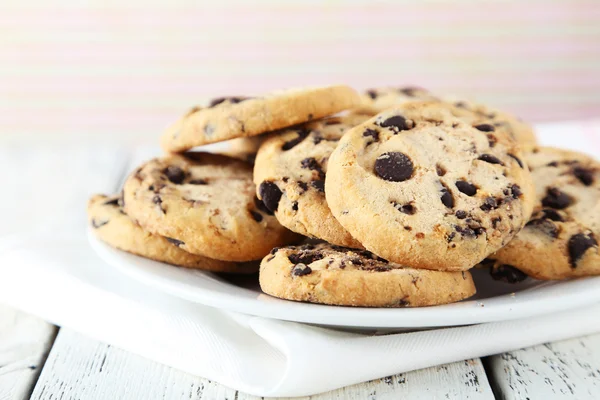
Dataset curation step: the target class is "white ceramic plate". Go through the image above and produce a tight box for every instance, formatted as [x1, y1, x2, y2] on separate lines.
[90, 232, 600, 330]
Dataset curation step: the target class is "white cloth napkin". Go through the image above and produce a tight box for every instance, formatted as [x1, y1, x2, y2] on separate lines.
[1, 120, 600, 397]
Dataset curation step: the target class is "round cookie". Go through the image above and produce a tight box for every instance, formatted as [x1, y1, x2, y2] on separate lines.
[489, 147, 600, 280]
[325, 102, 535, 271]
[161, 85, 361, 153]
[123, 152, 299, 262]
[253, 114, 368, 248]
[259, 243, 476, 307]
[444, 97, 537, 146]
[357, 86, 439, 114]
[88, 194, 258, 273]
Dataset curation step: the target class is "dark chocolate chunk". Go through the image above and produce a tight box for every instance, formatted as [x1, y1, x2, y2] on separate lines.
[456, 181, 477, 196]
[152, 195, 162, 205]
[541, 208, 564, 222]
[103, 198, 120, 206]
[209, 96, 248, 107]
[456, 210, 468, 219]
[258, 181, 282, 213]
[492, 217, 502, 228]
[188, 179, 208, 185]
[547, 161, 559, 167]
[474, 124, 495, 132]
[282, 129, 310, 150]
[490, 264, 528, 284]
[288, 251, 324, 265]
[568, 233, 597, 267]
[377, 115, 412, 132]
[311, 180, 325, 192]
[374, 152, 414, 182]
[254, 196, 274, 215]
[165, 237, 185, 247]
[441, 185, 455, 208]
[455, 225, 484, 238]
[487, 134, 498, 147]
[292, 201, 298, 211]
[542, 188, 573, 209]
[573, 167, 595, 186]
[291, 263, 312, 276]
[363, 128, 380, 143]
[298, 181, 309, 192]
[300, 157, 325, 180]
[480, 197, 499, 212]
[510, 184, 523, 199]
[478, 154, 503, 165]
[436, 164, 447, 176]
[366, 89, 377, 99]
[392, 202, 416, 215]
[526, 218, 559, 238]
[249, 210, 263, 222]
[164, 166, 186, 184]
[399, 86, 423, 97]
[508, 154, 524, 168]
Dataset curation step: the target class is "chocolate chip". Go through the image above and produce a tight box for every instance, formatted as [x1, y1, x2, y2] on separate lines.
[377, 115, 413, 132]
[487, 134, 498, 147]
[291, 263, 312, 276]
[288, 251, 324, 265]
[510, 184, 523, 199]
[258, 181, 282, 213]
[456, 181, 477, 196]
[254, 196, 273, 215]
[152, 195, 162, 205]
[542, 188, 573, 209]
[103, 198, 119, 206]
[392, 202, 416, 215]
[455, 101, 468, 109]
[292, 201, 298, 211]
[164, 166, 186, 184]
[269, 247, 279, 255]
[311, 180, 325, 192]
[363, 128, 380, 143]
[249, 210, 263, 222]
[547, 161, 559, 167]
[480, 197, 499, 212]
[474, 124, 495, 132]
[455, 225, 484, 238]
[298, 181, 308, 192]
[456, 210, 467, 219]
[441, 185, 454, 208]
[165, 237, 185, 247]
[282, 129, 309, 150]
[436, 164, 447, 176]
[568, 233, 597, 267]
[91, 219, 108, 229]
[300, 157, 325, 180]
[209, 96, 248, 107]
[374, 152, 414, 182]
[573, 167, 595, 186]
[478, 154, 503, 165]
[541, 209, 564, 222]
[492, 217, 502, 228]
[490, 264, 528, 283]
[526, 218, 559, 238]
[508, 154, 524, 168]
[188, 179, 208, 185]
[366, 89, 377, 99]
[399, 87, 422, 97]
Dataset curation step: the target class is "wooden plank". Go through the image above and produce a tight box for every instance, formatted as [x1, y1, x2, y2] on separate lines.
[31, 328, 493, 400]
[0, 304, 57, 400]
[485, 333, 600, 400]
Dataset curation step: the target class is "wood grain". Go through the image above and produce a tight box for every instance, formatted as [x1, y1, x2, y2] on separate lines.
[485, 334, 600, 399]
[31, 328, 494, 400]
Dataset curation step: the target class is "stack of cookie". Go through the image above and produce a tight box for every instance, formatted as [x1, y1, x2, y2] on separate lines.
[88, 85, 600, 308]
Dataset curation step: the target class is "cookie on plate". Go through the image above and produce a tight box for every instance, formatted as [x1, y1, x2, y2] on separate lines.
[161, 85, 361, 153]
[88, 194, 258, 273]
[325, 102, 535, 271]
[253, 114, 367, 248]
[260, 243, 476, 307]
[123, 153, 299, 262]
[357, 86, 439, 114]
[488, 147, 600, 280]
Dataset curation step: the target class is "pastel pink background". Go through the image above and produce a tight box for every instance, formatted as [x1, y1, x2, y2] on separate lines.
[2, 1, 600, 142]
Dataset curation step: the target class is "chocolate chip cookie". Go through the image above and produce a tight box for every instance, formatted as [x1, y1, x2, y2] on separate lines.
[358, 86, 439, 114]
[161, 85, 361, 153]
[260, 243, 476, 307]
[325, 102, 535, 271]
[253, 114, 367, 248]
[489, 147, 600, 280]
[88, 194, 258, 273]
[123, 153, 299, 262]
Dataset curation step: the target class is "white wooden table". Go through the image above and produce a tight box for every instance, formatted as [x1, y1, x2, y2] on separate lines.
[2, 142, 600, 400]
